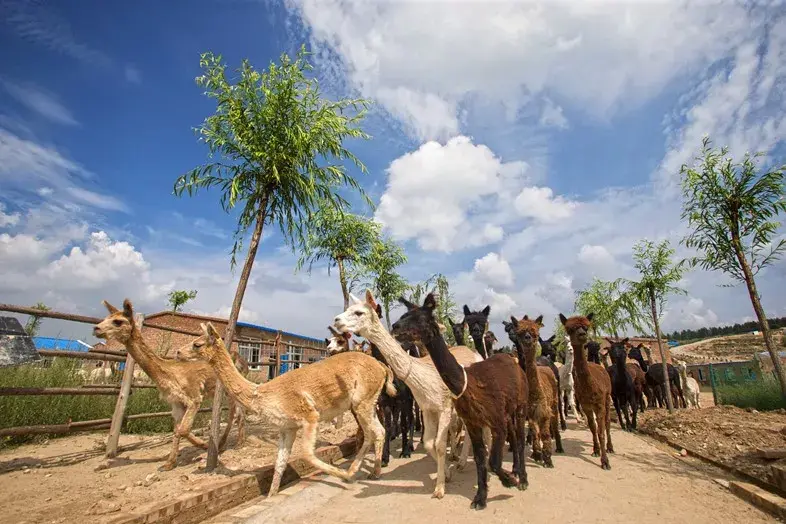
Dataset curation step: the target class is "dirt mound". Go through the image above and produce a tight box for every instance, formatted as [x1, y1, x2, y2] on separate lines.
[639, 405, 786, 490]
[672, 332, 785, 363]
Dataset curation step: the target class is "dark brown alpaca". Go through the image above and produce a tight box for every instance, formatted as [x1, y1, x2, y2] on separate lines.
[511, 315, 563, 467]
[391, 294, 528, 510]
[624, 342, 647, 412]
[560, 313, 613, 470]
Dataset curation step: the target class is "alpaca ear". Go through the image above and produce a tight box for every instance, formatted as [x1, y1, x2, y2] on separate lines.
[349, 293, 362, 305]
[605, 337, 614, 344]
[622, 337, 630, 345]
[122, 299, 134, 319]
[559, 313, 568, 325]
[509, 316, 518, 326]
[375, 304, 383, 318]
[523, 314, 529, 320]
[463, 305, 471, 316]
[586, 312, 594, 322]
[548, 335, 556, 343]
[481, 305, 490, 317]
[324, 338, 330, 345]
[328, 325, 340, 337]
[535, 315, 543, 326]
[204, 322, 220, 344]
[398, 297, 417, 310]
[365, 289, 379, 310]
[448, 318, 455, 327]
[423, 293, 437, 311]
[103, 300, 119, 314]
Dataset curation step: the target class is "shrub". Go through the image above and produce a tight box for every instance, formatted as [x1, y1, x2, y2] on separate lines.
[716, 378, 786, 411]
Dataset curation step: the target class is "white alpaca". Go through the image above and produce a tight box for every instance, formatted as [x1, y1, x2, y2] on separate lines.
[560, 336, 582, 423]
[677, 361, 701, 408]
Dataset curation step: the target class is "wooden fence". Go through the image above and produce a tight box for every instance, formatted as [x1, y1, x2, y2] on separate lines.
[0, 303, 327, 456]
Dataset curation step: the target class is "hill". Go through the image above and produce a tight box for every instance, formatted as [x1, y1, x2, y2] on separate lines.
[671, 331, 786, 364]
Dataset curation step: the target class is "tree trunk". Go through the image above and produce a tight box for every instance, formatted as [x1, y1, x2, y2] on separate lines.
[337, 257, 349, 311]
[205, 202, 267, 472]
[737, 251, 786, 400]
[650, 289, 674, 413]
[385, 304, 391, 331]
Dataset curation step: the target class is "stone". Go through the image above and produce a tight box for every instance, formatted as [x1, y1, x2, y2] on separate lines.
[680, 449, 688, 457]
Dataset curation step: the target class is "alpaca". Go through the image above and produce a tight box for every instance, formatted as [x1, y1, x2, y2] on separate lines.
[393, 293, 528, 510]
[325, 326, 353, 355]
[537, 335, 566, 431]
[586, 341, 601, 364]
[184, 322, 395, 496]
[560, 336, 582, 423]
[605, 339, 637, 431]
[627, 345, 657, 408]
[462, 305, 492, 359]
[511, 315, 563, 467]
[333, 291, 484, 499]
[677, 361, 701, 408]
[560, 313, 613, 470]
[483, 331, 497, 357]
[94, 300, 219, 470]
[623, 344, 647, 413]
[448, 318, 465, 346]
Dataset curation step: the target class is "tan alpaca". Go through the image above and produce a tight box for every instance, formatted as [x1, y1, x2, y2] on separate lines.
[184, 322, 396, 497]
[94, 300, 247, 469]
[560, 313, 613, 470]
[333, 291, 485, 499]
[511, 315, 563, 467]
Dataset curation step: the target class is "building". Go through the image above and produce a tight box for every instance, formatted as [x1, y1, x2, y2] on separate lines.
[599, 337, 674, 364]
[0, 316, 40, 367]
[100, 310, 328, 381]
[33, 337, 92, 352]
[686, 360, 760, 386]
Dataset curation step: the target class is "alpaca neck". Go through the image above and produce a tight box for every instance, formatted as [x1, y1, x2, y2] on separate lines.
[678, 367, 688, 387]
[571, 336, 591, 377]
[484, 339, 493, 357]
[472, 333, 487, 359]
[634, 355, 649, 372]
[520, 340, 542, 394]
[422, 324, 467, 397]
[564, 346, 575, 373]
[363, 320, 418, 382]
[123, 328, 166, 379]
[209, 344, 259, 410]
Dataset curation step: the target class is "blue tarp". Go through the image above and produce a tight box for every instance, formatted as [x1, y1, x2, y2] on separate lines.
[33, 337, 91, 351]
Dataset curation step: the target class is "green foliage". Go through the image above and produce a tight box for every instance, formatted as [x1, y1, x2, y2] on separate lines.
[167, 290, 197, 312]
[354, 236, 408, 327]
[574, 278, 646, 337]
[405, 273, 458, 345]
[24, 302, 50, 337]
[174, 45, 372, 268]
[680, 136, 786, 283]
[716, 379, 786, 411]
[0, 359, 213, 447]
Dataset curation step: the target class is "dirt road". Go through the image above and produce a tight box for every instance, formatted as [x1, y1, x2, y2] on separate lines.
[214, 424, 775, 524]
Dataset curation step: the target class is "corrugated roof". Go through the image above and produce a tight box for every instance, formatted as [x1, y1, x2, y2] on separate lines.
[236, 321, 325, 344]
[33, 337, 92, 351]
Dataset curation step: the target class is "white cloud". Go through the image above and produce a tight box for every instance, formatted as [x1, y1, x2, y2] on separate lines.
[514, 186, 577, 222]
[473, 252, 514, 289]
[0, 203, 20, 227]
[1, 80, 78, 126]
[293, 0, 754, 139]
[375, 136, 528, 252]
[577, 244, 614, 267]
[539, 98, 568, 129]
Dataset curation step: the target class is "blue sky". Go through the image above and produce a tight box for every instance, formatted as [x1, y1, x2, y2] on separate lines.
[1, 0, 786, 343]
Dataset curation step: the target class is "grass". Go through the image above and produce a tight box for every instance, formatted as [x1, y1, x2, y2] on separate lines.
[0, 358, 212, 447]
[715, 378, 786, 411]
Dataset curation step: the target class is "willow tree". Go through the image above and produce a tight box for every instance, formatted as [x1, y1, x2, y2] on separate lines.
[574, 278, 644, 338]
[680, 137, 786, 399]
[167, 290, 197, 312]
[174, 46, 371, 470]
[357, 236, 408, 328]
[296, 206, 379, 309]
[406, 273, 458, 345]
[24, 302, 49, 337]
[619, 239, 686, 413]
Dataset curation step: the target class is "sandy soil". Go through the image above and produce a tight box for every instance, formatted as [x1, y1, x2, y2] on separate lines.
[227, 423, 776, 524]
[0, 413, 358, 524]
[671, 332, 785, 364]
[638, 405, 786, 490]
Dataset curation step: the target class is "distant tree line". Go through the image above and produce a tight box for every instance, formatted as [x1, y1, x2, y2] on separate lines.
[666, 317, 786, 341]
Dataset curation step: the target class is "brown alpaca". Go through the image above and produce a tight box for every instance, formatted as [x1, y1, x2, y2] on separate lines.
[511, 315, 563, 467]
[94, 300, 216, 470]
[390, 293, 528, 510]
[560, 313, 613, 470]
[623, 343, 647, 413]
[184, 322, 396, 496]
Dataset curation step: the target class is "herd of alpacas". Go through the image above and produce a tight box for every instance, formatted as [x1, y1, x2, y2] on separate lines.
[92, 293, 702, 510]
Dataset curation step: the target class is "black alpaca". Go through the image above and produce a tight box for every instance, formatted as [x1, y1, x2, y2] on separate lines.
[628, 345, 683, 408]
[606, 339, 638, 431]
[462, 305, 492, 359]
[448, 317, 465, 345]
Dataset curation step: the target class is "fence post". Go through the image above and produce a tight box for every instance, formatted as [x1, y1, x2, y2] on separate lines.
[274, 331, 282, 378]
[105, 313, 141, 457]
[709, 363, 719, 407]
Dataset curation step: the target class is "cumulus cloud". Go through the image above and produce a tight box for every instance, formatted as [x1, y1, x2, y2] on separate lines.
[473, 252, 514, 289]
[514, 186, 577, 223]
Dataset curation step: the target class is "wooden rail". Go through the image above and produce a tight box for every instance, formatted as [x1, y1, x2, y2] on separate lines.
[37, 349, 126, 363]
[0, 387, 124, 396]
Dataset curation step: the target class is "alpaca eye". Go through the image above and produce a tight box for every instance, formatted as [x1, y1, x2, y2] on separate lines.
[354, 311, 364, 316]
[112, 320, 122, 326]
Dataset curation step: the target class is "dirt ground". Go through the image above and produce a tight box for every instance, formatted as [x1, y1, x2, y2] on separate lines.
[638, 404, 786, 491]
[672, 332, 785, 364]
[0, 413, 359, 524]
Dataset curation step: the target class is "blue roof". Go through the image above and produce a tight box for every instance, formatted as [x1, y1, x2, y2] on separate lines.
[33, 337, 92, 351]
[236, 321, 325, 345]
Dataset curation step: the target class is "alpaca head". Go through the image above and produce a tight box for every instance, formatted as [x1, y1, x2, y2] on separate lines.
[677, 360, 688, 375]
[559, 313, 594, 348]
[606, 338, 630, 365]
[484, 330, 497, 346]
[462, 304, 490, 342]
[502, 320, 518, 345]
[586, 341, 601, 363]
[333, 290, 384, 336]
[390, 293, 442, 350]
[93, 299, 137, 343]
[180, 322, 227, 363]
[510, 314, 544, 349]
[326, 325, 352, 355]
[627, 344, 646, 363]
[448, 317, 465, 344]
[539, 334, 557, 360]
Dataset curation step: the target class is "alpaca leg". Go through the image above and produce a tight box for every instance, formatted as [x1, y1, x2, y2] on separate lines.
[558, 393, 567, 431]
[467, 425, 490, 511]
[435, 408, 453, 488]
[540, 419, 554, 468]
[605, 395, 614, 454]
[382, 405, 392, 467]
[268, 429, 296, 497]
[301, 420, 353, 482]
[458, 423, 471, 471]
[514, 414, 528, 490]
[620, 397, 632, 432]
[630, 395, 638, 430]
[420, 410, 447, 499]
[584, 406, 601, 457]
[529, 418, 543, 463]
[570, 389, 582, 423]
[488, 427, 518, 488]
[400, 396, 413, 458]
[552, 412, 564, 454]
[348, 400, 386, 479]
[596, 405, 611, 470]
[612, 394, 625, 430]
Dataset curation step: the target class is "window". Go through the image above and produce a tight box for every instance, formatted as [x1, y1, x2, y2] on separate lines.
[697, 368, 704, 381]
[239, 342, 262, 371]
[287, 344, 303, 371]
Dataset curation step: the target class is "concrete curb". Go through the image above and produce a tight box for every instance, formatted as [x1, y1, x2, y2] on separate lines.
[729, 481, 786, 520]
[108, 437, 358, 524]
